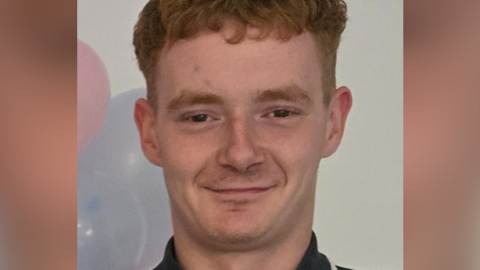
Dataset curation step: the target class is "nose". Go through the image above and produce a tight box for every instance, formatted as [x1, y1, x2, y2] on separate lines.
[217, 116, 265, 173]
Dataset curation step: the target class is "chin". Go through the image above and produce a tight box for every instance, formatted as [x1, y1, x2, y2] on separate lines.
[201, 215, 274, 250]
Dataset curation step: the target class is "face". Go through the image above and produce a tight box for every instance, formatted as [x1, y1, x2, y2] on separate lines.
[404, 0, 480, 268]
[0, 0, 76, 266]
[135, 30, 351, 249]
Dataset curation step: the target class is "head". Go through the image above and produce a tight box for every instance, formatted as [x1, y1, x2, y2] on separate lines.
[134, 0, 351, 250]
[134, 0, 348, 108]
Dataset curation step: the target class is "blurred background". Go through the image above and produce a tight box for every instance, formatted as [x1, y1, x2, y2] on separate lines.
[0, 0, 77, 270]
[78, 1, 403, 270]
[404, 0, 480, 269]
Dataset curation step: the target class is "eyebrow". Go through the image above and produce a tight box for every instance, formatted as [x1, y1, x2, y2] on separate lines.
[167, 84, 312, 111]
[253, 84, 313, 105]
[167, 89, 223, 111]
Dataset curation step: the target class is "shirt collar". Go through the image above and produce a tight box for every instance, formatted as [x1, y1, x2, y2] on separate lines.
[154, 231, 333, 270]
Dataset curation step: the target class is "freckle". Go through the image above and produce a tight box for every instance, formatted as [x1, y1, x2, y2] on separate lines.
[194, 65, 200, 72]
[204, 79, 211, 86]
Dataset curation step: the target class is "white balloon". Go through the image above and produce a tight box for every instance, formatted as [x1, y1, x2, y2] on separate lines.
[78, 89, 172, 270]
[78, 170, 147, 270]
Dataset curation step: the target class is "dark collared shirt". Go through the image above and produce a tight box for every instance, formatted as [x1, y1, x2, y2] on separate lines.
[153, 232, 353, 270]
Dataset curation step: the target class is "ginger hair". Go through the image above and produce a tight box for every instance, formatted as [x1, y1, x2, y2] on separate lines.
[133, 0, 347, 106]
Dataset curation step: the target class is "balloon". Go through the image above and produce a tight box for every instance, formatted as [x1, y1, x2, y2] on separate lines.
[77, 40, 111, 153]
[78, 89, 172, 270]
[78, 169, 146, 270]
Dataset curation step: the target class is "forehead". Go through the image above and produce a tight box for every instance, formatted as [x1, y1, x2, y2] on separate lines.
[156, 30, 323, 100]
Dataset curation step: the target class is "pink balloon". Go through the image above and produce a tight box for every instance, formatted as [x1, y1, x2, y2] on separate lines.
[77, 40, 110, 153]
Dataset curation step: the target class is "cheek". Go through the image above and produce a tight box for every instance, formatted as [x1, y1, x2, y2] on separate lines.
[159, 128, 216, 189]
[263, 117, 326, 185]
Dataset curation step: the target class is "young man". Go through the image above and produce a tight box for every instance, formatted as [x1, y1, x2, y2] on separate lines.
[133, 1, 353, 269]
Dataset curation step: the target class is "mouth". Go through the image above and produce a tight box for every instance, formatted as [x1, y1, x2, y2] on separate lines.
[202, 184, 278, 200]
[206, 186, 275, 194]
[201, 184, 279, 208]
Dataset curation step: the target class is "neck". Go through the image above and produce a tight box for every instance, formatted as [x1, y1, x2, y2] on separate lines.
[173, 218, 314, 270]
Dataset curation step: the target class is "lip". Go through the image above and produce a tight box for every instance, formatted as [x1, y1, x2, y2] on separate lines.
[206, 186, 274, 194]
[203, 185, 277, 198]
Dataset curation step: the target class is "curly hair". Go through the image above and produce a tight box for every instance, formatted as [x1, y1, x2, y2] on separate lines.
[133, 0, 347, 106]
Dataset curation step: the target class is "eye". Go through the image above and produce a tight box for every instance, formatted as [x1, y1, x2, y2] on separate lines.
[268, 109, 293, 118]
[190, 114, 213, 123]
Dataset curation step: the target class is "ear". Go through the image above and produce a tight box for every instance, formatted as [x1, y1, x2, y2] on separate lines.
[134, 98, 163, 166]
[323, 86, 353, 158]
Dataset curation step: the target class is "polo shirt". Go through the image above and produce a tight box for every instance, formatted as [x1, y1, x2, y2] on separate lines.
[153, 232, 353, 270]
